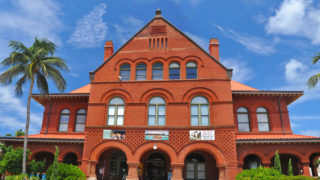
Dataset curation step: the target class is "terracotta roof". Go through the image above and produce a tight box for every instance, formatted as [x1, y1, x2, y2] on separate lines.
[231, 80, 258, 91]
[69, 84, 91, 93]
[236, 134, 320, 144]
[0, 134, 85, 143]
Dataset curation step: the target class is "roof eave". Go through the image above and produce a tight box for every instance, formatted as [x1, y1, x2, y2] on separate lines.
[0, 137, 84, 144]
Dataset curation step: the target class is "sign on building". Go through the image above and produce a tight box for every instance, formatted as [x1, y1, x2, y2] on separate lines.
[103, 130, 126, 139]
[189, 130, 215, 140]
[145, 130, 169, 140]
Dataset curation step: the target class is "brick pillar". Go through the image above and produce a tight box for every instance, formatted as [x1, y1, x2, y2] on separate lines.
[217, 165, 225, 180]
[262, 161, 272, 168]
[87, 160, 98, 180]
[302, 163, 311, 176]
[171, 163, 184, 180]
[126, 161, 139, 180]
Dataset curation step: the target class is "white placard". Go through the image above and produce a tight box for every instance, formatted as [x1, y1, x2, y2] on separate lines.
[189, 130, 215, 140]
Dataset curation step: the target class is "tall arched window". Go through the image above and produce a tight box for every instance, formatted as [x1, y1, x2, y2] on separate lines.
[191, 96, 209, 126]
[237, 107, 250, 132]
[169, 62, 180, 80]
[186, 61, 197, 79]
[257, 107, 270, 131]
[152, 62, 163, 80]
[120, 64, 130, 81]
[148, 97, 166, 126]
[108, 97, 125, 125]
[59, 109, 70, 132]
[136, 63, 146, 80]
[75, 109, 86, 132]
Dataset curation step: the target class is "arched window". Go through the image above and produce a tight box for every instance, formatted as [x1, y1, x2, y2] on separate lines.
[136, 63, 146, 80]
[257, 107, 270, 131]
[191, 96, 209, 126]
[186, 61, 197, 79]
[237, 107, 250, 132]
[169, 62, 180, 80]
[152, 62, 163, 80]
[148, 97, 166, 126]
[75, 109, 86, 132]
[120, 64, 130, 81]
[59, 109, 70, 132]
[108, 97, 125, 125]
[243, 155, 261, 170]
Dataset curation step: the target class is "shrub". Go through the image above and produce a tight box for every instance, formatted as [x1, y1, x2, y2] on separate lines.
[5, 174, 38, 180]
[274, 150, 282, 174]
[46, 163, 85, 180]
[236, 166, 284, 180]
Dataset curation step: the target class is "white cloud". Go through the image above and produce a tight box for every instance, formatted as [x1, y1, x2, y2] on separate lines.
[266, 0, 320, 44]
[214, 24, 276, 55]
[254, 14, 267, 24]
[68, 3, 107, 48]
[221, 58, 254, 82]
[185, 32, 208, 50]
[190, 0, 203, 6]
[300, 130, 320, 137]
[285, 59, 309, 83]
[291, 115, 320, 120]
[113, 16, 144, 44]
[0, 0, 63, 45]
[0, 85, 43, 134]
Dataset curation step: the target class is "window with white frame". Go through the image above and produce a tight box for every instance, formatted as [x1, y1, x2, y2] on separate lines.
[191, 96, 209, 126]
[148, 97, 166, 126]
[59, 109, 70, 132]
[108, 97, 125, 125]
[237, 107, 250, 132]
[75, 109, 86, 132]
[257, 107, 270, 131]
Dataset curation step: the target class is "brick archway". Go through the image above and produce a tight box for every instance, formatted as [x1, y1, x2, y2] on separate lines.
[89, 141, 134, 161]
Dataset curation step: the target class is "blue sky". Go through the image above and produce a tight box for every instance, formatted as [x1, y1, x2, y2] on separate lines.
[0, 0, 319, 136]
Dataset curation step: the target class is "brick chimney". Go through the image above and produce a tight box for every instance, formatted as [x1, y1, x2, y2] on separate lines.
[209, 38, 219, 61]
[104, 41, 114, 61]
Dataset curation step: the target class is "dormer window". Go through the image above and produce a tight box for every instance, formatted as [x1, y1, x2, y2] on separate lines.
[186, 62, 197, 79]
[120, 64, 130, 81]
[169, 62, 180, 80]
[136, 63, 146, 80]
[152, 63, 163, 80]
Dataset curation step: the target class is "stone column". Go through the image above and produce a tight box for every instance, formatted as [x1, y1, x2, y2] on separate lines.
[87, 160, 98, 180]
[171, 163, 184, 180]
[126, 161, 139, 180]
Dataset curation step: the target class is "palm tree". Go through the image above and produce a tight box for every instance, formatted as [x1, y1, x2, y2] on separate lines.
[0, 37, 68, 174]
[307, 53, 320, 88]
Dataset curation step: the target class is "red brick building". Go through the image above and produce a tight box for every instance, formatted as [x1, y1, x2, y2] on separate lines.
[2, 10, 320, 180]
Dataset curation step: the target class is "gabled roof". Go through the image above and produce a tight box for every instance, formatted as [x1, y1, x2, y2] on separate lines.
[236, 134, 320, 144]
[231, 80, 258, 91]
[69, 84, 91, 93]
[92, 10, 232, 74]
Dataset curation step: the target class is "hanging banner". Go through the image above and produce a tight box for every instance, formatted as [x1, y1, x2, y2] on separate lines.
[103, 129, 126, 139]
[145, 130, 169, 140]
[189, 130, 215, 140]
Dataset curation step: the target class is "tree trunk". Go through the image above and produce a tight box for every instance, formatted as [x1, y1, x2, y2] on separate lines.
[22, 78, 34, 174]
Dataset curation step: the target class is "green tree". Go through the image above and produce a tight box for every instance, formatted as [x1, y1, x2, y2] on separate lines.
[0, 37, 69, 174]
[288, 158, 293, 176]
[4, 133, 12, 137]
[274, 150, 282, 174]
[15, 129, 25, 137]
[0, 145, 30, 175]
[49, 146, 60, 180]
[315, 158, 320, 168]
[307, 52, 320, 88]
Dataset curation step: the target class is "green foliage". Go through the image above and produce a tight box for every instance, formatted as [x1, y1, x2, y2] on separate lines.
[27, 159, 46, 174]
[0, 146, 30, 175]
[236, 166, 283, 180]
[49, 146, 60, 179]
[5, 174, 38, 180]
[307, 52, 320, 88]
[5, 133, 12, 137]
[15, 129, 25, 137]
[46, 163, 85, 180]
[274, 150, 282, 174]
[315, 158, 320, 168]
[288, 158, 293, 176]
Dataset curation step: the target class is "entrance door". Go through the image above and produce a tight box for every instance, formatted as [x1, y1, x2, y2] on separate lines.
[108, 151, 128, 180]
[145, 152, 167, 180]
[186, 153, 206, 180]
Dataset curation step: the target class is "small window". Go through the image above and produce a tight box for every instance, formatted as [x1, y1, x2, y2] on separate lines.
[152, 63, 163, 80]
[169, 63, 180, 80]
[257, 107, 270, 131]
[136, 63, 146, 80]
[59, 109, 70, 132]
[108, 97, 125, 125]
[186, 62, 197, 79]
[237, 107, 250, 132]
[191, 96, 209, 126]
[148, 97, 166, 126]
[75, 109, 86, 132]
[120, 64, 130, 81]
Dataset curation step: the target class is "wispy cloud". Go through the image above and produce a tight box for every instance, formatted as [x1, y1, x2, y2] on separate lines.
[299, 129, 320, 137]
[0, 85, 43, 135]
[221, 58, 254, 83]
[266, 0, 320, 45]
[214, 24, 276, 55]
[68, 3, 107, 48]
[291, 115, 320, 120]
[185, 32, 208, 50]
[169, 0, 203, 6]
[0, 0, 63, 45]
[113, 16, 144, 44]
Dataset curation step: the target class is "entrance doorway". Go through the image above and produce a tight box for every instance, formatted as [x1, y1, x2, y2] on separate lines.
[144, 152, 168, 180]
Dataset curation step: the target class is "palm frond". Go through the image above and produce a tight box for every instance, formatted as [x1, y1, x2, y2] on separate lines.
[0, 64, 25, 85]
[42, 58, 69, 71]
[46, 65, 67, 91]
[312, 53, 320, 64]
[35, 72, 49, 95]
[15, 74, 27, 96]
[33, 37, 56, 55]
[1, 52, 29, 66]
[8, 41, 31, 57]
[307, 73, 320, 89]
